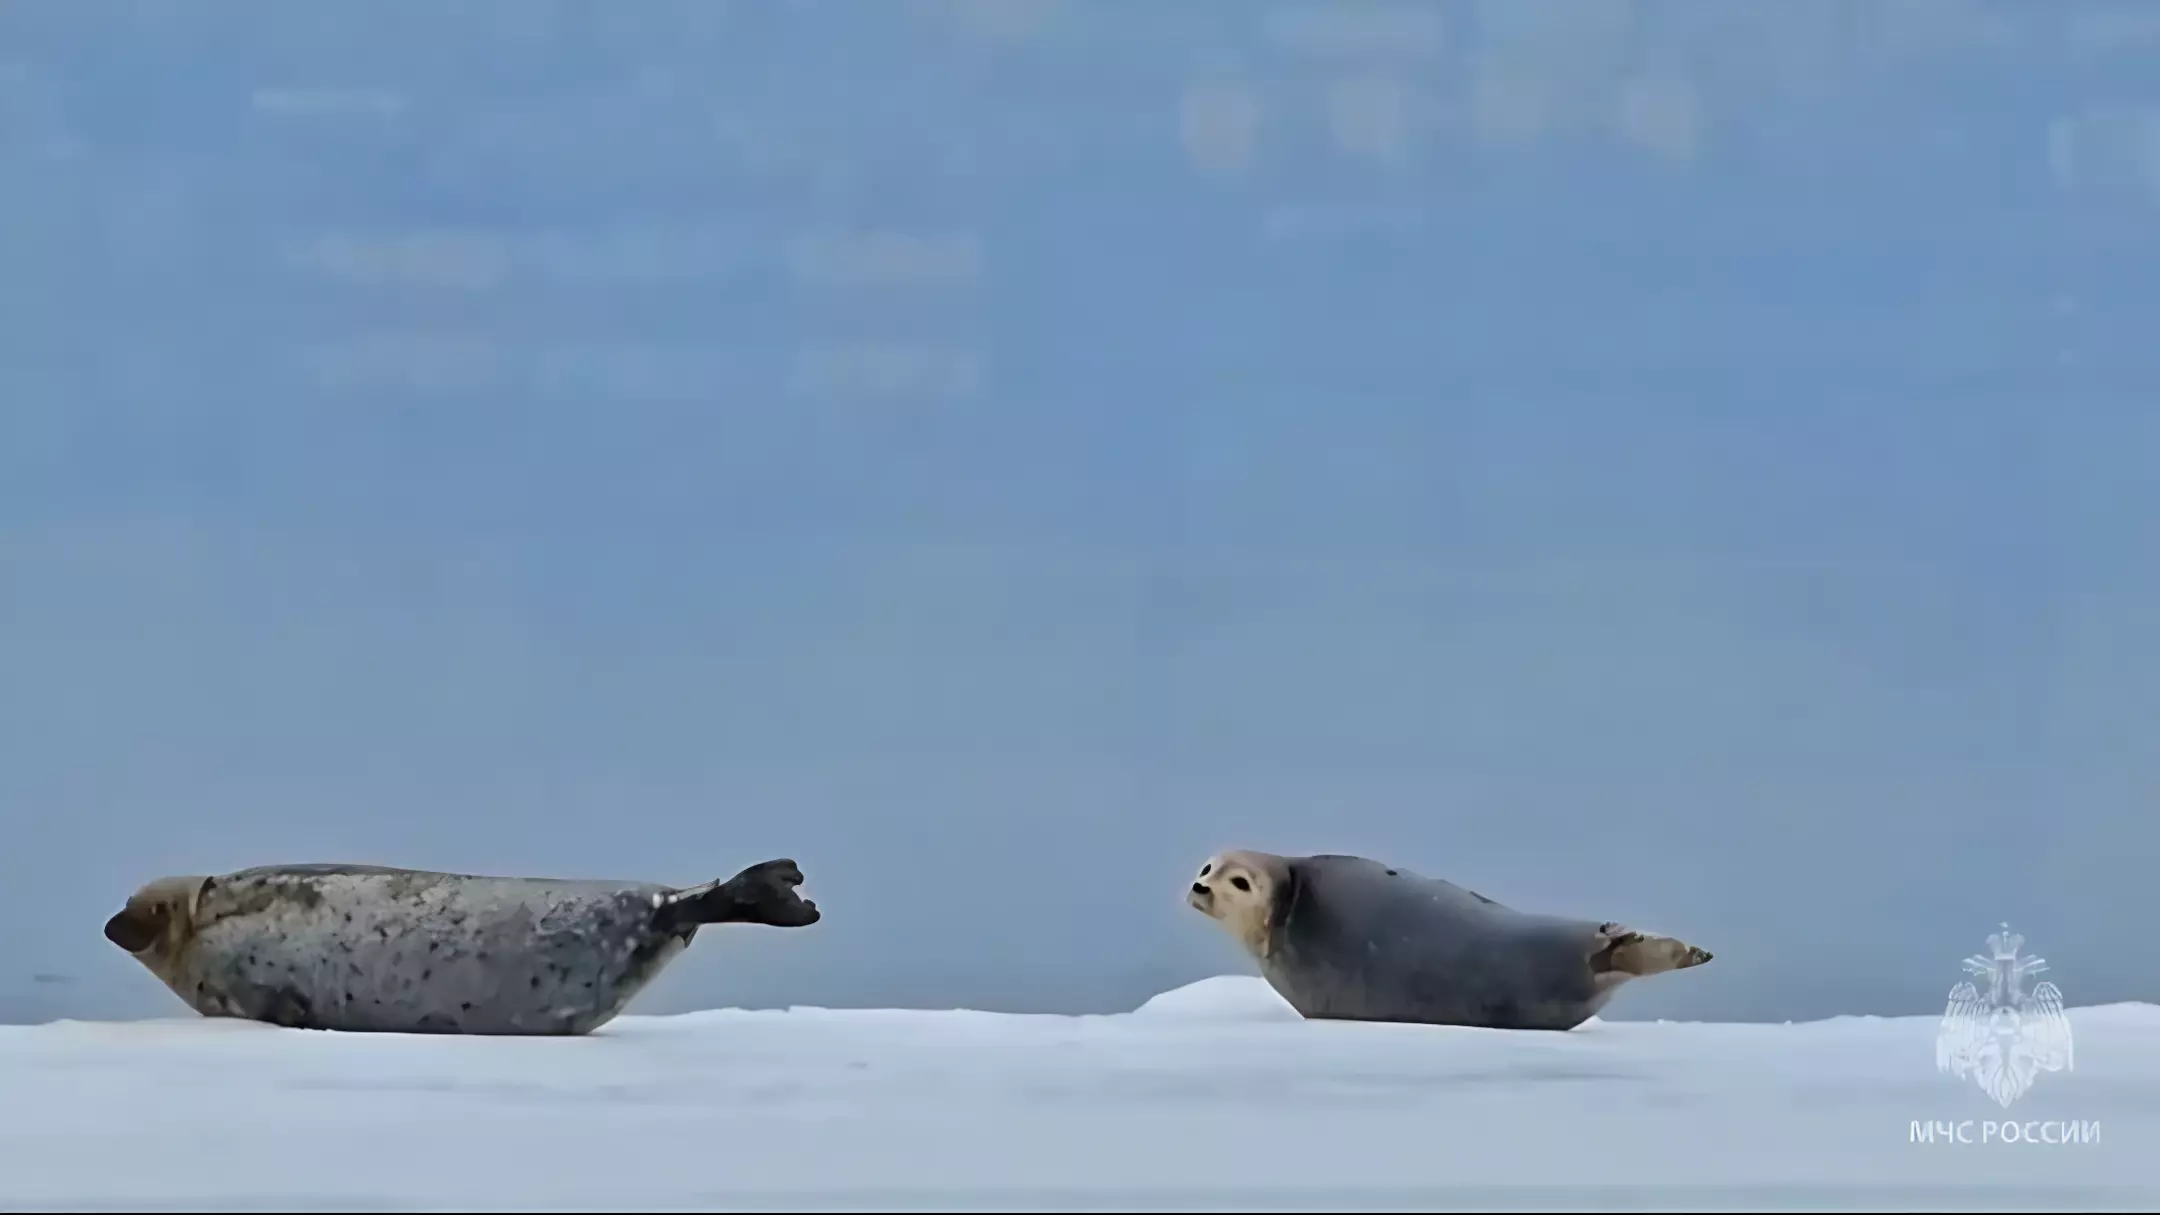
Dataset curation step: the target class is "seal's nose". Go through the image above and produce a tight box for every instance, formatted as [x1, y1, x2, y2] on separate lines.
[1190, 882, 1209, 896]
[103, 908, 158, 953]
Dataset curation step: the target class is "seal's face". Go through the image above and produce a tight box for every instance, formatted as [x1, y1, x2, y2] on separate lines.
[102, 875, 212, 971]
[1186, 849, 1282, 959]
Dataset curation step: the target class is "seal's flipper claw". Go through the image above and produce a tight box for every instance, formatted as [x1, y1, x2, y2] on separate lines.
[1594, 924, 1712, 976]
[659, 859, 820, 930]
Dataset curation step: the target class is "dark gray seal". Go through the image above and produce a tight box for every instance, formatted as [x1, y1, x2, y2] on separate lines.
[102, 858, 820, 1035]
[1185, 848, 1712, 1031]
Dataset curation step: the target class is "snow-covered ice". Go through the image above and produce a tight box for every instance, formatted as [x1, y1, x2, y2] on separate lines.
[2, 977, 2153, 1211]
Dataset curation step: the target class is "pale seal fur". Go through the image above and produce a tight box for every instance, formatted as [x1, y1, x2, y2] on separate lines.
[1186, 849, 1711, 1031]
[103, 858, 819, 1036]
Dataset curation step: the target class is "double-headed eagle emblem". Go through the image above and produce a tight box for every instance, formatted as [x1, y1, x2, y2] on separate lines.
[1935, 924, 2074, 1108]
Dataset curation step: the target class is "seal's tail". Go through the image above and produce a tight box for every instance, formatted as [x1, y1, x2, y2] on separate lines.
[660, 859, 821, 930]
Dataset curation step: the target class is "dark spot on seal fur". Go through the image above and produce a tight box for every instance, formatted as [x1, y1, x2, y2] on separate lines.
[1384, 869, 1398, 877]
[529, 976, 540, 989]
[256, 987, 317, 1029]
[220, 877, 326, 917]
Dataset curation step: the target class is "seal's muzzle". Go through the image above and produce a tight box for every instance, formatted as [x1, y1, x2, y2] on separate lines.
[103, 907, 161, 953]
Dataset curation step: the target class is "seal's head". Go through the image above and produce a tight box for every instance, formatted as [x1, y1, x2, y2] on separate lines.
[1186, 849, 1290, 959]
[103, 875, 212, 976]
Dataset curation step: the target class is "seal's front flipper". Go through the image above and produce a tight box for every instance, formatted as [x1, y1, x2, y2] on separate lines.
[659, 859, 821, 930]
[1591, 922, 1713, 976]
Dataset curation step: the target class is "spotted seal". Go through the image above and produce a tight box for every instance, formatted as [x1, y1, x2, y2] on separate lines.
[1186, 849, 1711, 1031]
[102, 858, 820, 1035]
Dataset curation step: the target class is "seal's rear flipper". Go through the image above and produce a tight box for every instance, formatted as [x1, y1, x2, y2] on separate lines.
[1591, 923, 1712, 977]
[659, 859, 821, 930]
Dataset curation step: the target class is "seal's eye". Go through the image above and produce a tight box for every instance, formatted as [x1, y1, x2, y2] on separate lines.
[1229, 876, 1250, 892]
[1199, 863, 1211, 877]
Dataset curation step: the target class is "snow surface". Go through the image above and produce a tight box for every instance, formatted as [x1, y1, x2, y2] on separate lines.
[2, 977, 2154, 1211]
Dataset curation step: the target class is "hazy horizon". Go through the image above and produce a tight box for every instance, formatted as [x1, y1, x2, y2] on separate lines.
[3, 1, 2154, 1028]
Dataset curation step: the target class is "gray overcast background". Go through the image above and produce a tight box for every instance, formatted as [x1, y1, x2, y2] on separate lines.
[2, 1, 2154, 1027]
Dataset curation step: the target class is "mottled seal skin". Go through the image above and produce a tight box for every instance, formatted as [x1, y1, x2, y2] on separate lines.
[102, 858, 819, 1036]
[1186, 849, 1712, 1032]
